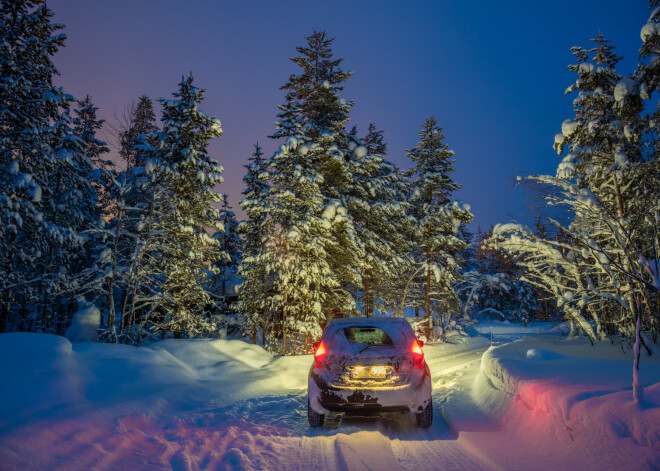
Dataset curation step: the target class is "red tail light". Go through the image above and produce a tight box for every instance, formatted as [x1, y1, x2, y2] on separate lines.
[411, 340, 424, 369]
[314, 341, 327, 369]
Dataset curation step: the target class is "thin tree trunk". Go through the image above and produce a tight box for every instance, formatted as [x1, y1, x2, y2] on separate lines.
[125, 188, 157, 344]
[119, 288, 129, 336]
[364, 277, 370, 317]
[107, 202, 124, 329]
[425, 226, 432, 339]
[282, 305, 287, 355]
[0, 288, 11, 334]
[1, 232, 17, 333]
[282, 239, 289, 355]
[632, 287, 644, 403]
[262, 318, 266, 347]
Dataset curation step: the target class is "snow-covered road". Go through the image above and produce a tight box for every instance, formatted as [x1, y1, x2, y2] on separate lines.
[0, 332, 497, 470]
[1, 325, 658, 470]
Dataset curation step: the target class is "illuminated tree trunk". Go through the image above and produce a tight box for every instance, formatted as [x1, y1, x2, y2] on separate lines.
[107, 205, 123, 329]
[282, 295, 288, 355]
[364, 277, 370, 317]
[425, 225, 432, 339]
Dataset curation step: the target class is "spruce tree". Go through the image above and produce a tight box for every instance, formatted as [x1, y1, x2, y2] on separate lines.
[150, 74, 225, 338]
[82, 94, 162, 343]
[268, 31, 362, 332]
[211, 193, 241, 316]
[237, 143, 272, 345]
[120, 95, 157, 169]
[73, 95, 111, 170]
[0, 0, 97, 333]
[266, 136, 339, 353]
[345, 125, 412, 317]
[406, 116, 472, 337]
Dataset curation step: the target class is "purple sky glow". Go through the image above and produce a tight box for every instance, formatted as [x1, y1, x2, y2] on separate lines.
[52, 0, 648, 231]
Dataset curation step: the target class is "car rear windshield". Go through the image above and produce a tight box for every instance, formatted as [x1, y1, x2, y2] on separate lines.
[323, 321, 414, 354]
[343, 327, 393, 346]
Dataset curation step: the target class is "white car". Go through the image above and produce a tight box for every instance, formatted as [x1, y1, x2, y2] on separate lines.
[307, 317, 432, 427]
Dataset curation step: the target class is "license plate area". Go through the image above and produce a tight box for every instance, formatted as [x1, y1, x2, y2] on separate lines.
[350, 365, 392, 379]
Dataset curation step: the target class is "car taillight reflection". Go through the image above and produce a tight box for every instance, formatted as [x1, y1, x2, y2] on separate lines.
[411, 339, 424, 369]
[314, 341, 326, 369]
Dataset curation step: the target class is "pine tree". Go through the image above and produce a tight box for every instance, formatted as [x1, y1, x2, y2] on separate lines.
[363, 123, 388, 157]
[638, 2, 660, 344]
[211, 194, 241, 316]
[268, 31, 362, 334]
[79, 94, 162, 343]
[73, 95, 111, 170]
[491, 30, 658, 367]
[345, 124, 412, 317]
[121, 95, 157, 169]
[237, 143, 272, 345]
[265, 136, 339, 353]
[0, 0, 98, 333]
[405, 116, 472, 337]
[150, 74, 225, 338]
[275, 31, 353, 143]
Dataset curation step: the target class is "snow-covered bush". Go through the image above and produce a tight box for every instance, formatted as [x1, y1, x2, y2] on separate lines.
[65, 302, 101, 342]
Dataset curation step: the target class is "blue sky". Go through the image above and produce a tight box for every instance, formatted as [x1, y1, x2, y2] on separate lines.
[52, 0, 649, 231]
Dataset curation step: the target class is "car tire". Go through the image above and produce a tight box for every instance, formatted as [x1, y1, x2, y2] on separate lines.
[308, 397, 324, 427]
[416, 398, 432, 428]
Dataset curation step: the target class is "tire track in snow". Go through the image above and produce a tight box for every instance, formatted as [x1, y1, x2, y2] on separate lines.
[425, 347, 487, 367]
[315, 344, 496, 471]
[335, 431, 402, 471]
[387, 346, 499, 471]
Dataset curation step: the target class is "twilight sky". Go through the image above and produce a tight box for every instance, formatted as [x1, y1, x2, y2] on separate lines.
[52, 0, 648, 231]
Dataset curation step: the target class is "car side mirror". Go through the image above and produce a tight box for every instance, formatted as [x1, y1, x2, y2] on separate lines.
[417, 340, 424, 348]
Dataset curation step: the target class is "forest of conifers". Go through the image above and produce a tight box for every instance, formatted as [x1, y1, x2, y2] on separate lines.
[1, 0, 658, 355]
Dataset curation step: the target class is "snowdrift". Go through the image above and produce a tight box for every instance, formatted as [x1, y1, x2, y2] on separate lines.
[472, 334, 660, 468]
[0, 332, 310, 424]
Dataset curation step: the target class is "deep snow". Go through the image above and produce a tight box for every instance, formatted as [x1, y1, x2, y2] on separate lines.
[0, 322, 658, 470]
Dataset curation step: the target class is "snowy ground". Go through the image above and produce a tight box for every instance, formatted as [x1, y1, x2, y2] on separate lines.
[0, 322, 658, 470]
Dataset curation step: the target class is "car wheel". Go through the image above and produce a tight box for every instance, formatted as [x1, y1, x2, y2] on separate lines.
[416, 398, 432, 428]
[308, 397, 324, 427]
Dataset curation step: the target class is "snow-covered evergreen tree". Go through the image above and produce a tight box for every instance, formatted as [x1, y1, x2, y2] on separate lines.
[405, 116, 472, 337]
[210, 193, 241, 315]
[0, 0, 99, 334]
[456, 226, 538, 326]
[237, 143, 272, 345]
[268, 31, 363, 337]
[73, 95, 111, 170]
[265, 136, 341, 353]
[149, 74, 225, 338]
[79, 94, 165, 344]
[345, 125, 413, 318]
[121, 95, 157, 169]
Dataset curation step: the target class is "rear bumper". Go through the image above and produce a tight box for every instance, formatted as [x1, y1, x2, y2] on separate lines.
[308, 367, 431, 415]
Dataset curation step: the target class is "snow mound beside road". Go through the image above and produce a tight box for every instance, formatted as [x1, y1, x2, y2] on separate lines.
[472, 334, 660, 467]
[0, 333, 311, 424]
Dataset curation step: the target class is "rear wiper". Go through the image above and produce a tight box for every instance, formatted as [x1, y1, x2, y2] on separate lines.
[359, 344, 385, 354]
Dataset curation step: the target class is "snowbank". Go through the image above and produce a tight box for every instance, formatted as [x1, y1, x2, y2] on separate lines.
[472, 334, 660, 467]
[0, 333, 311, 424]
[2, 329, 659, 470]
